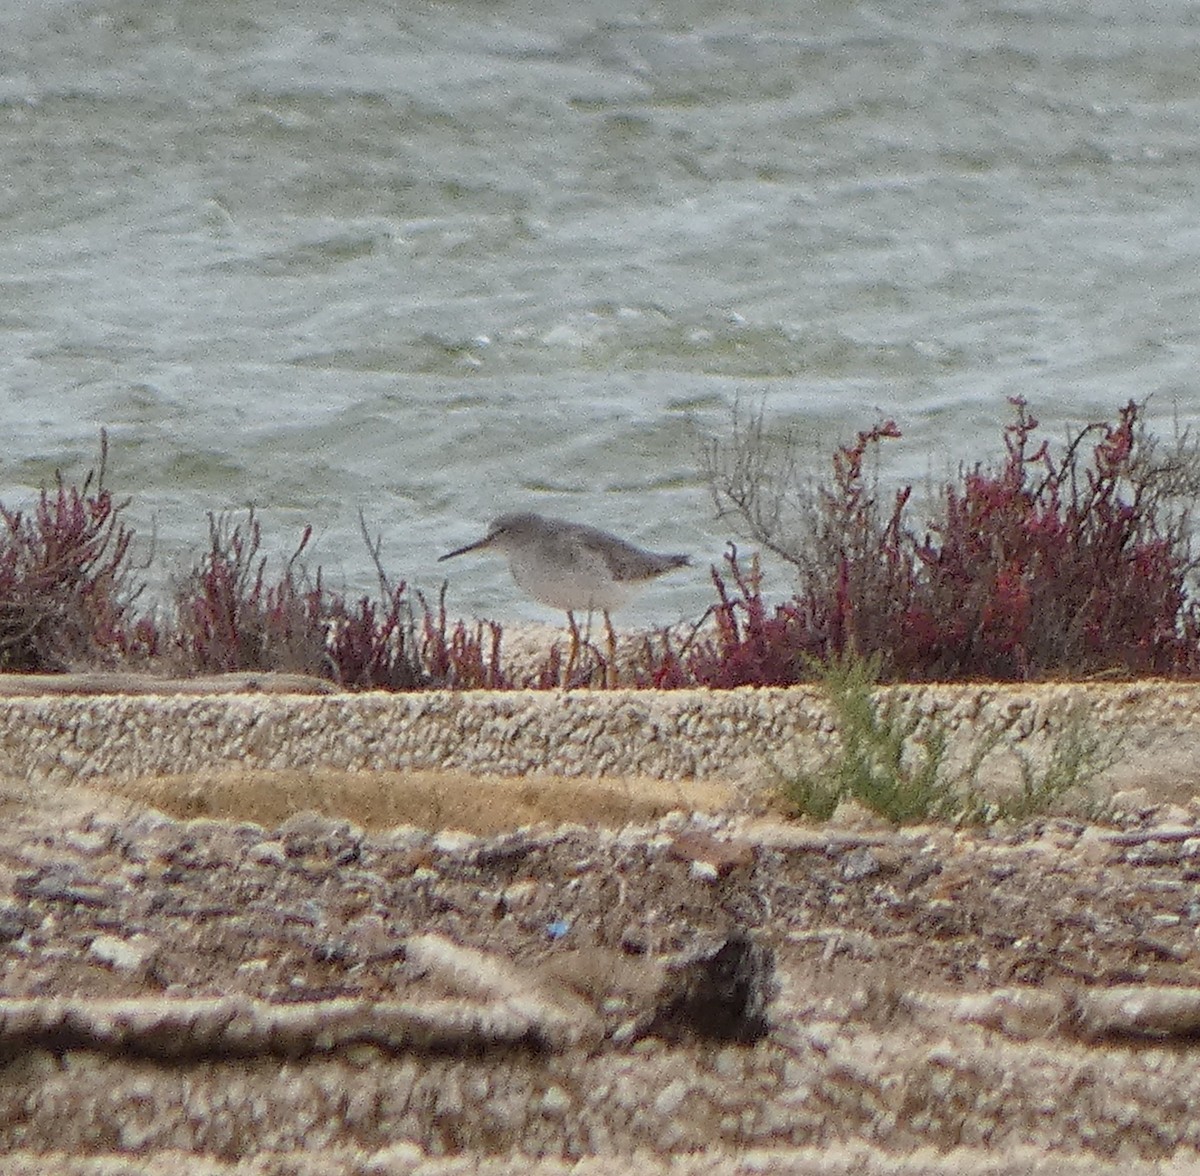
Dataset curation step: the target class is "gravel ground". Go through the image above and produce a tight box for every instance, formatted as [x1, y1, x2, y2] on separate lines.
[3, 762, 1200, 1173]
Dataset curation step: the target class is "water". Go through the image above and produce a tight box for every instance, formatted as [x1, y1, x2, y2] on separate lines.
[2, 0, 1199, 627]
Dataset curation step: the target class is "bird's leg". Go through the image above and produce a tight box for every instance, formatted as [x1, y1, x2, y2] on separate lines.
[564, 610, 580, 688]
[603, 610, 618, 688]
[579, 607, 602, 685]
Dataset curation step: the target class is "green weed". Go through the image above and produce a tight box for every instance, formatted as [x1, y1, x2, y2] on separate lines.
[777, 652, 1119, 825]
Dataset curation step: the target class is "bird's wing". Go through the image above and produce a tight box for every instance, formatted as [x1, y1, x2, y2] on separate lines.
[570, 524, 686, 583]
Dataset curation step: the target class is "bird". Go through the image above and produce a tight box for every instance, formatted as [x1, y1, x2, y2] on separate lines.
[438, 511, 691, 680]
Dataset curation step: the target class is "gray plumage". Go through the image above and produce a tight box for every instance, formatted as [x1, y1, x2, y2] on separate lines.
[439, 511, 690, 614]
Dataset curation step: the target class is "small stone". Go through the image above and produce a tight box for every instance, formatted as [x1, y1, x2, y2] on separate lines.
[840, 847, 881, 882]
[248, 841, 287, 867]
[0, 906, 30, 943]
[62, 831, 110, 857]
[431, 830, 478, 854]
[539, 1085, 572, 1116]
[502, 880, 538, 907]
[88, 933, 157, 973]
[23, 876, 112, 908]
[713, 1046, 744, 1078]
[653, 1078, 689, 1117]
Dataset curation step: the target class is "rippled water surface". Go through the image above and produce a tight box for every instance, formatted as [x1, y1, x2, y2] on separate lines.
[3, 0, 1199, 625]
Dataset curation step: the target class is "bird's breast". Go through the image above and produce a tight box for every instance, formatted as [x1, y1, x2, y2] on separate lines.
[507, 549, 631, 613]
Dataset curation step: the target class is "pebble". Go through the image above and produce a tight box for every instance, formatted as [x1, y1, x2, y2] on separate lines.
[501, 880, 538, 907]
[539, 1086, 571, 1116]
[88, 933, 157, 972]
[839, 847, 881, 881]
[653, 1078, 689, 1117]
[248, 841, 287, 867]
[431, 830, 478, 854]
[62, 830, 110, 857]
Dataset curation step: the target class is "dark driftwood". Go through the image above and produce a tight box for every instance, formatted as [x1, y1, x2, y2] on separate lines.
[0, 672, 337, 697]
[1072, 986, 1200, 1040]
[0, 932, 774, 1059]
[1102, 827, 1200, 846]
[0, 996, 565, 1058]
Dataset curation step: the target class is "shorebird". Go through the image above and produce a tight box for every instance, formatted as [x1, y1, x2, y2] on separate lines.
[438, 511, 691, 679]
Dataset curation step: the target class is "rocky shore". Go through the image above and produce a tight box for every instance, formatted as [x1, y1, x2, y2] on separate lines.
[1, 677, 1200, 1173]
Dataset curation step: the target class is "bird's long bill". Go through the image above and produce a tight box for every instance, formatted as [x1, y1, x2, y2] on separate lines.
[438, 534, 493, 562]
